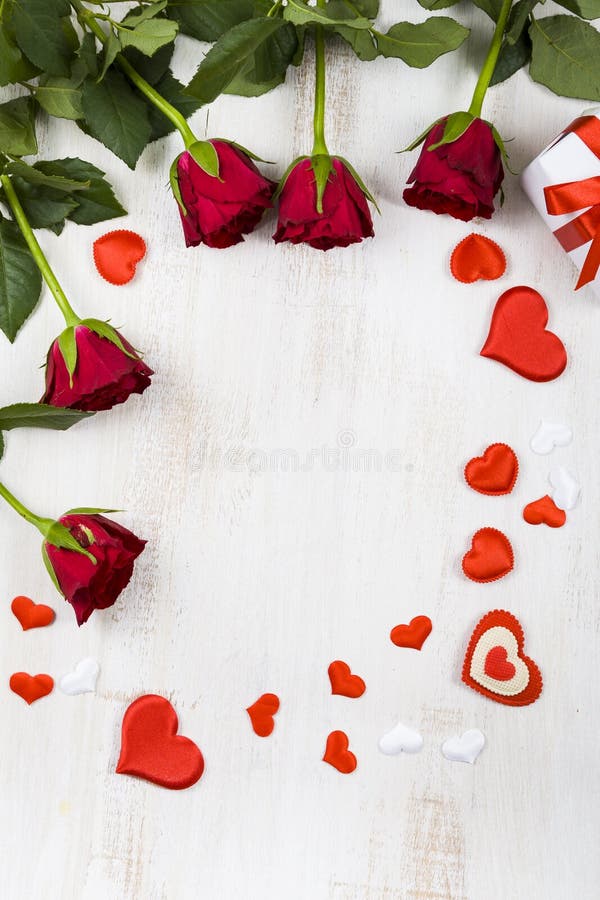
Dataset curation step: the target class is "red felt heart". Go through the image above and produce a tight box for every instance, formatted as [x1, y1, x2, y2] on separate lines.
[390, 615, 432, 650]
[450, 234, 506, 284]
[93, 230, 146, 285]
[480, 286, 567, 382]
[523, 495, 566, 528]
[11, 595, 55, 630]
[10, 672, 54, 704]
[323, 730, 357, 774]
[462, 610, 543, 707]
[116, 694, 204, 790]
[246, 693, 280, 737]
[464, 443, 518, 495]
[462, 527, 514, 583]
[328, 661, 366, 698]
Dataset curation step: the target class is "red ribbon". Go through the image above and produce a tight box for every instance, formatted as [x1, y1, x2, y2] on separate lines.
[543, 116, 600, 290]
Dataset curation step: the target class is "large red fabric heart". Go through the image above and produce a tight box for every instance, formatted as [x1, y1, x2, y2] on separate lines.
[462, 527, 514, 583]
[480, 286, 567, 382]
[462, 610, 542, 706]
[450, 233, 506, 283]
[328, 661, 366, 698]
[323, 730, 357, 774]
[464, 443, 518, 495]
[11, 595, 55, 630]
[10, 672, 54, 704]
[390, 615, 432, 650]
[246, 693, 280, 737]
[116, 694, 204, 790]
[523, 495, 566, 528]
[93, 230, 146, 285]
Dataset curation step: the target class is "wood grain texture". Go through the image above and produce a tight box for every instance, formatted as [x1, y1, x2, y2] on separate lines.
[1, 3, 599, 898]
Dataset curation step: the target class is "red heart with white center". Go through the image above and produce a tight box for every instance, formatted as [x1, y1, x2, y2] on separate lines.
[462, 610, 542, 706]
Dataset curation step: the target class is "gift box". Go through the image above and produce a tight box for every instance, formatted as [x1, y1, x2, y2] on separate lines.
[521, 108, 600, 298]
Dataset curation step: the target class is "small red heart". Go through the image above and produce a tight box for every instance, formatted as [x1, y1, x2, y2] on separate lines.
[450, 233, 506, 284]
[462, 527, 514, 583]
[481, 286, 567, 382]
[246, 693, 280, 737]
[328, 661, 366, 698]
[523, 495, 566, 528]
[93, 229, 146, 285]
[116, 694, 204, 790]
[10, 672, 54, 704]
[11, 595, 55, 630]
[464, 443, 518, 495]
[323, 730, 357, 774]
[484, 645, 516, 681]
[390, 615, 432, 650]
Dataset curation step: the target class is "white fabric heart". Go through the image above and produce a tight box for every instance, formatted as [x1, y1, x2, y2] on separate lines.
[59, 657, 100, 695]
[549, 465, 580, 510]
[378, 722, 423, 755]
[442, 729, 485, 764]
[469, 626, 529, 697]
[530, 420, 572, 455]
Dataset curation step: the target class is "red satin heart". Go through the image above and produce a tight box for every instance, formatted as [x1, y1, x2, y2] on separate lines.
[481, 286, 567, 382]
[246, 693, 280, 737]
[323, 730, 357, 774]
[11, 595, 55, 630]
[450, 233, 506, 283]
[462, 527, 514, 583]
[10, 672, 54, 704]
[328, 661, 366, 698]
[464, 443, 518, 495]
[523, 495, 566, 528]
[116, 694, 204, 790]
[93, 229, 146, 285]
[484, 645, 516, 681]
[390, 615, 432, 650]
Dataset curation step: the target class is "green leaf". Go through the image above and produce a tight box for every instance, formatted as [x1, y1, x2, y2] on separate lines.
[41, 542, 62, 593]
[81, 69, 151, 169]
[121, 41, 174, 84]
[43, 520, 96, 560]
[0, 430, 4, 459]
[224, 69, 286, 96]
[554, 0, 600, 19]
[428, 110, 475, 149]
[33, 158, 126, 226]
[120, 0, 168, 27]
[470, 0, 505, 20]
[185, 17, 290, 103]
[310, 154, 335, 215]
[188, 140, 220, 177]
[0, 25, 39, 86]
[335, 25, 378, 60]
[376, 17, 470, 68]
[57, 326, 77, 381]
[0, 96, 37, 157]
[506, 0, 538, 44]
[65, 507, 119, 516]
[0, 402, 93, 431]
[10, 0, 74, 77]
[145, 71, 201, 141]
[169, 153, 185, 212]
[400, 118, 441, 152]
[81, 318, 139, 359]
[118, 18, 179, 58]
[0, 213, 42, 342]
[7, 179, 79, 230]
[98, 30, 122, 82]
[418, 0, 461, 8]
[5, 159, 89, 191]
[78, 31, 99, 78]
[529, 15, 600, 101]
[34, 74, 83, 120]
[167, 0, 254, 42]
[491, 31, 532, 84]
[284, 0, 372, 29]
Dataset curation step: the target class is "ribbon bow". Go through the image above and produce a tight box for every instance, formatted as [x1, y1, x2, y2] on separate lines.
[543, 116, 600, 291]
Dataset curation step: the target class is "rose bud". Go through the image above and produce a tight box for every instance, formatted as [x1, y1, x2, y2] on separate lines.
[403, 115, 505, 222]
[42, 320, 153, 412]
[43, 512, 146, 626]
[273, 156, 375, 251]
[172, 139, 276, 249]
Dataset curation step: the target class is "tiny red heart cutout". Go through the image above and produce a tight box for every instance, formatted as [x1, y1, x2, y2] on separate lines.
[484, 645, 516, 681]
[462, 527, 514, 583]
[323, 730, 357, 774]
[450, 234, 506, 284]
[523, 495, 566, 528]
[93, 230, 146, 285]
[116, 694, 204, 790]
[328, 661, 366, 698]
[11, 595, 55, 630]
[464, 443, 518, 495]
[10, 672, 54, 704]
[481, 286, 567, 382]
[390, 615, 432, 650]
[246, 693, 280, 737]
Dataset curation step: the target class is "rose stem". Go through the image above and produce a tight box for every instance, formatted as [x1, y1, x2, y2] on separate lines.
[70, 0, 197, 150]
[468, 0, 513, 118]
[312, 0, 329, 157]
[0, 480, 52, 533]
[0, 174, 80, 327]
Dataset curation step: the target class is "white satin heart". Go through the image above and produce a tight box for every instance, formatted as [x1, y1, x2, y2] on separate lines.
[530, 420, 572, 455]
[470, 626, 529, 696]
[378, 721, 423, 755]
[442, 729, 485, 764]
[59, 657, 100, 695]
[549, 465, 580, 510]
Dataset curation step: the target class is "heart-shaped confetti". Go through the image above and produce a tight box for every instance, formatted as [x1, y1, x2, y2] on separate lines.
[441, 729, 485, 764]
[59, 657, 100, 695]
[323, 730, 357, 774]
[462, 527, 514, 583]
[11, 595, 55, 630]
[116, 694, 204, 790]
[9, 672, 54, 705]
[549, 465, 580, 510]
[328, 661, 366, 698]
[480, 286, 567, 382]
[450, 233, 506, 283]
[93, 229, 146, 285]
[390, 615, 432, 650]
[378, 722, 423, 756]
[530, 420, 572, 455]
[246, 693, 280, 737]
[462, 610, 542, 706]
[464, 443, 518, 495]
[523, 495, 566, 528]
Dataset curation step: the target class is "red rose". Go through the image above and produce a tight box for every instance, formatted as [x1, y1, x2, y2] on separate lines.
[42, 323, 153, 412]
[176, 140, 276, 249]
[403, 117, 504, 222]
[44, 513, 146, 626]
[273, 157, 374, 250]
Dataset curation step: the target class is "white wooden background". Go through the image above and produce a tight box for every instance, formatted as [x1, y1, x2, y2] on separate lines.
[1, 3, 599, 898]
